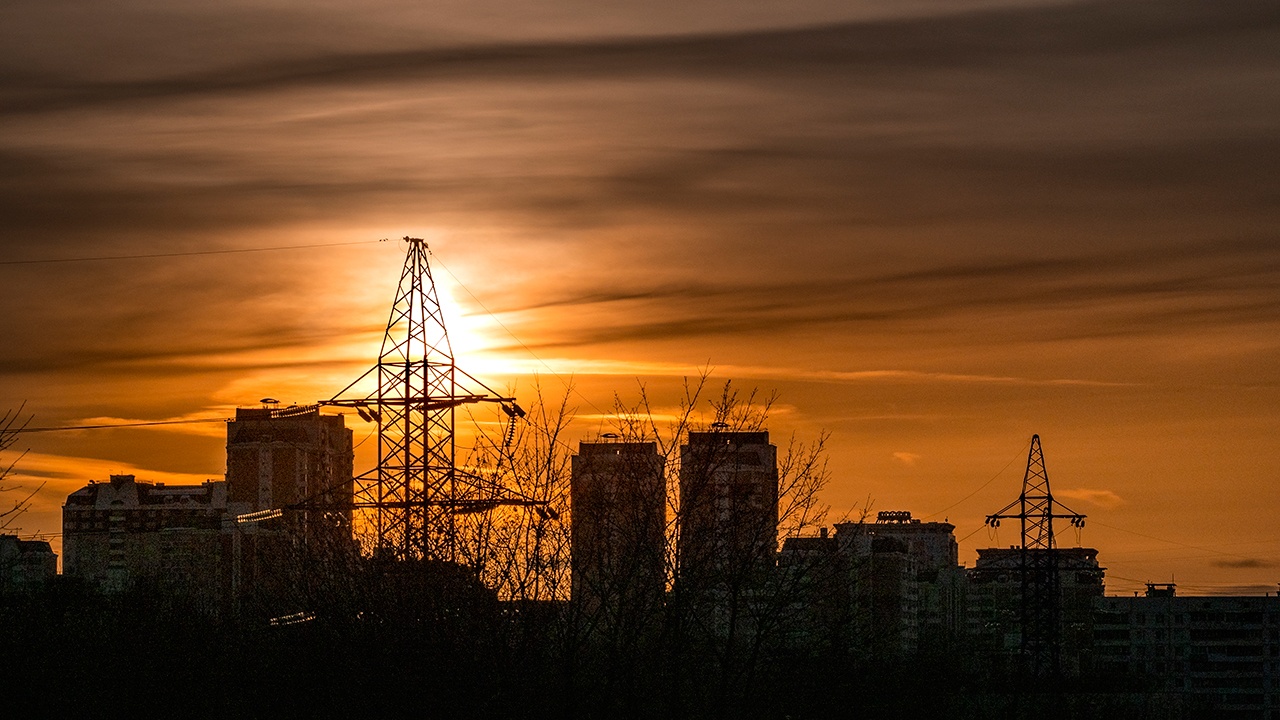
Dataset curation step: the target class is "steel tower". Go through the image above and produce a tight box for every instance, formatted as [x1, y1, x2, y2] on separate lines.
[985, 434, 1085, 677]
[325, 237, 532, 562]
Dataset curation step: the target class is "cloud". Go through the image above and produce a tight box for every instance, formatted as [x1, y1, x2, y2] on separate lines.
[6, 0, 1276, 112]
[892, 452, 920, 466]
[491, 234, 1280, 352]
[1056, 488, 1125, 509]
[1209, 558, 1276, 570]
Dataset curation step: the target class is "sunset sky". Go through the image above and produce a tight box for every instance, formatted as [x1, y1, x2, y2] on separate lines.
[1, 0, 1277, 595]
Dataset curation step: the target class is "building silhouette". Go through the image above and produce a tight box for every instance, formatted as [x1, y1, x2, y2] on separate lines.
[1093, 583, 1280, 718]
[61, 406, 354, 610]
[967, 546, 1105, 676]
[834, 511, 966, 657]
[225, 404, 354, 538]
[0, 534, 56, 593]
[779, 511, 964, 659]
[62, 474, 229, 604]
[570, 440, 666, 633]
[677, 431, 778, 595]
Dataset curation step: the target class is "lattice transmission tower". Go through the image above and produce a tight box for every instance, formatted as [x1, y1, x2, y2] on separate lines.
[985, 434, 1085, 677]
[324, 237, 537, 563]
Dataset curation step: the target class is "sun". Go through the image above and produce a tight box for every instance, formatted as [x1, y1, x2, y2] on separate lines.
[430, 262, 524, 383]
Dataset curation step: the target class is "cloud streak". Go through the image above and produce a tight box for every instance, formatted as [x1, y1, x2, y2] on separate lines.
[1057, 488, 1125, 509]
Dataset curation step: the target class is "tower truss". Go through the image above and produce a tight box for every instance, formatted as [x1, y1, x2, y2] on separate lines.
[985, 434, 1085, 677]
[325, 237, 535, 563]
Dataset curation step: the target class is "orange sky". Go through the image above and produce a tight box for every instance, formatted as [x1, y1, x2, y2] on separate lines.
[1, 0, 1278, 595]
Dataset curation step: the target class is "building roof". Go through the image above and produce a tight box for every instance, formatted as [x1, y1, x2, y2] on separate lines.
[63, 474, 227, 510]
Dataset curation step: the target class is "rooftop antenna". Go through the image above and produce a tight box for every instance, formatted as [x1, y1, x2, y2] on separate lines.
[324, 237, 538, 563]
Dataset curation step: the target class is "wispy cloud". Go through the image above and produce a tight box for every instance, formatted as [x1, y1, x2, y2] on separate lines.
[1057, 488, 1125, 509]
[1210, 558, 1276, 570]
[892, 452, 921, 466]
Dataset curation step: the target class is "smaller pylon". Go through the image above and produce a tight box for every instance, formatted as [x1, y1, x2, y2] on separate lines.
[985, 434, 1085, 677]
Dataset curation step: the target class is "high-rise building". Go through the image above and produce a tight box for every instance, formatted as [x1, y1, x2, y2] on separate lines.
[570, 441, 666, 628]
[225, 404, 354, 537]
[677, 430, 778, 597]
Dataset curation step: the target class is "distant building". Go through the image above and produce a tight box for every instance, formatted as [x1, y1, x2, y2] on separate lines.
[777, 528, 845, 652]
[1093, 583, 1280, 718]
[225, 404, 354, 539]
[677, 430, 778, 595]
[0, 534, 57, 593]
[62, 474, 229, 604]
[832, 511, 967, 657]
[570, 441, 666, 636]
[967, 546, 1105, 675]
[777, 511, 966, 659]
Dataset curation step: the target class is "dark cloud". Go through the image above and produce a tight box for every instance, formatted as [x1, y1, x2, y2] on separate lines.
[1210, 558, 1276, 570]
[494, 236, 1280, 350]
[2, 0, 1275, 114]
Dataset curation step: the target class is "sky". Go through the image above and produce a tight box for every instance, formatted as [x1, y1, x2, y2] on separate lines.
[1, 0, 1277, 595]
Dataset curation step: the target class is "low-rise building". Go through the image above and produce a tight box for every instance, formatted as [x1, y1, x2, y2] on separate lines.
[1093, 583, 1280, 719]
[778, 511, 965, 659]
[966, 546, 1105, 675]
[0, 534, 57, 593]
[62, 474, 230, 604]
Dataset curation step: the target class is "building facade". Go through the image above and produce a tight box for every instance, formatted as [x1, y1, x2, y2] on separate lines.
[570, 441, 666, 637]
[0, 534, 57, 593]
[1093, 584, 1280, 719]
[225, 404, 354, 539]
[677, 430, 778, 595]
[62, 474, 229, 603]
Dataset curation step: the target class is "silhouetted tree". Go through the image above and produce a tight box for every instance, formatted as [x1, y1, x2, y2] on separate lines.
[0, 405, 40, 532]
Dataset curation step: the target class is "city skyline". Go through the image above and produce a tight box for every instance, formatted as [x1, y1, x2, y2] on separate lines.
[1, 0, 1278, 596]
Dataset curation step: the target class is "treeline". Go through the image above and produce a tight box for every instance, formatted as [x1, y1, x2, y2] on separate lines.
[0, 575, 1206, 720]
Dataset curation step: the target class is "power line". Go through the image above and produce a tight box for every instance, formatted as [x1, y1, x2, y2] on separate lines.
[0, 239, 380, 266]
[15, 417, 229, 433]
[924, 437, 1031, 520]
[957, 523, 993, 545]
[1090, 519, 1258, 563]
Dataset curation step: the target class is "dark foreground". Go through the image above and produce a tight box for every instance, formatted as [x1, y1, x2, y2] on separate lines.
[1, 582, 1207, 720]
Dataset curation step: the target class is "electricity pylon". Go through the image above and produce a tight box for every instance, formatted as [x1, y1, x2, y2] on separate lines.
[325, 237, 535, 563]
[985, 434, 1085, 677]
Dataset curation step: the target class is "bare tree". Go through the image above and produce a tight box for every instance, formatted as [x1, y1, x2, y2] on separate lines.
[365, 374, 839, 716]
[0, 405, 42, 532]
